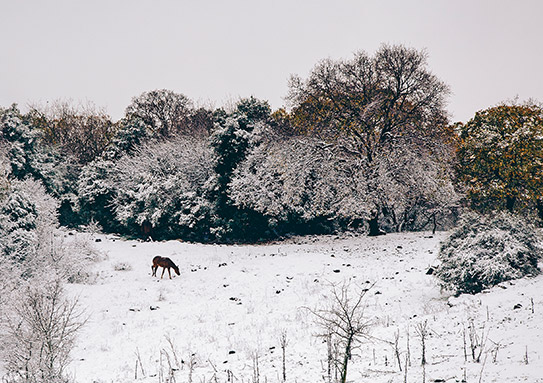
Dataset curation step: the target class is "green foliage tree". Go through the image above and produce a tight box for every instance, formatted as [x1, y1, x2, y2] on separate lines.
[1, 105, 41, 179]
[456, 103, 543, 218]
[101, 116, 150, 161]
[1, 105, 75, 197]
[208, 97, 271, 240]
[2, 104, 87, 227]
[287, 44, 451, 235]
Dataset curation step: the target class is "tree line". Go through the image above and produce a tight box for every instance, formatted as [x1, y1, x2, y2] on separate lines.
[1, 44, 542, 243]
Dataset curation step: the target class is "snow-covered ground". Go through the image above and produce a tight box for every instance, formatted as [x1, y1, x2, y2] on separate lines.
[65, 231, 543, 383]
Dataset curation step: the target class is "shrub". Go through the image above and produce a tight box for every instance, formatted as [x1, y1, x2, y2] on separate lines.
[436, 211, 542, 294]
[113, 261, 132, 271]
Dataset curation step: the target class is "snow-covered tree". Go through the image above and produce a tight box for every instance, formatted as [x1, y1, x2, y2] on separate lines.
[374, 137, 460, 233]
[231, 130, 459, 236]
[1, 105, 41, 179]
[230, 136, 361, 234]
[0, 143, 10, 202]
[1, 105, 81, 226]
[102, 116, 151, 161]
[208, 97, 271, 240]
[287, 44, 451, 235]
[0, 179, 58, 277]
[109, 137, 214, 240]
[76, 159, 119, 232]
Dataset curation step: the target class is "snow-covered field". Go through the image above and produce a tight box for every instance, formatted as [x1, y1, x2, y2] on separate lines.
[65, 231, 543, 383]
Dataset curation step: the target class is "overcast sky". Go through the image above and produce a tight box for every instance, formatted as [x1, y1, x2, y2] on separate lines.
[1, 0, 542, 123]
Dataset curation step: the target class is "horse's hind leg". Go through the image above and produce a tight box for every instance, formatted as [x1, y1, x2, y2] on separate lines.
[161, 267, 166, 279]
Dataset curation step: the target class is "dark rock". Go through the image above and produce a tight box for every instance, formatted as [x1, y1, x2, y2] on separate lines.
[513, 303, 522, 310]
[426, 267, 435, 275]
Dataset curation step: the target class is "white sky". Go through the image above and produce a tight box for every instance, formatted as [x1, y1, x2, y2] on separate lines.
[1, 0, 542, 123]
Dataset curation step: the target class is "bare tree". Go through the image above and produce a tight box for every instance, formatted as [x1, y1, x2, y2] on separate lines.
[2, 279, 86, 383]
[310, 281, 374, 383]
[125, 89, 199, 138]
[28, 100, 115, 164]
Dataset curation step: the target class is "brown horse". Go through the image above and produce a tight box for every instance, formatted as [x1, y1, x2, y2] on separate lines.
[151, 256, 180, 279]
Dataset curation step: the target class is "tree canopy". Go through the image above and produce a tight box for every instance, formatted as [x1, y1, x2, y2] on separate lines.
[456, 103, 543, 216]
[287, 44, 450, 163]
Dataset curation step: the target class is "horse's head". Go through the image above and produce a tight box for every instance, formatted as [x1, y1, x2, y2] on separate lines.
[173, 265, 180, 276]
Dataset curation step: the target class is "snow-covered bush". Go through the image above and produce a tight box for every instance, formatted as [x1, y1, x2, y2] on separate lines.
[109, 137, 214, 240]
[436, 211, 542, 295]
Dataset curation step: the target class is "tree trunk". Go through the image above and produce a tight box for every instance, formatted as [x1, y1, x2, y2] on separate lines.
[368, 211, 385, 237]
[506, 196, 516, 212]
[341, 336, 353, 383]
[536, 198, 543, 224]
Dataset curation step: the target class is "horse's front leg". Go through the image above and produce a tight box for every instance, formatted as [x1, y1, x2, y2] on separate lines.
[161, 267, 165, 279]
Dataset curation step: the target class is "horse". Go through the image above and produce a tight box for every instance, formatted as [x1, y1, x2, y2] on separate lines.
[151, 256, 180, 279]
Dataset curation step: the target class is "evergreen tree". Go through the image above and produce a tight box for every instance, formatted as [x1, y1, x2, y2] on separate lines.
[208, 97, 271, 240]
